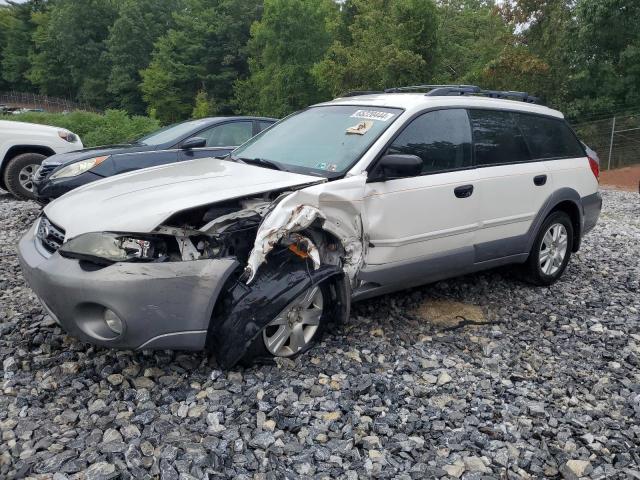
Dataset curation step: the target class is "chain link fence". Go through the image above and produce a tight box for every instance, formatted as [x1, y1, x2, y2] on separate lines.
[572, 113, 640, 170]
[0, 91, 99, 114]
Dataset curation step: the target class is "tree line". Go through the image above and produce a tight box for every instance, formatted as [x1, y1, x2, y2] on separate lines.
[0, 0, 638, 124]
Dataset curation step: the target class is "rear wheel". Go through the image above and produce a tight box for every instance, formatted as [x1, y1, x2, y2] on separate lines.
[3, 153, 46, 200]
[524, 211, 573, 286]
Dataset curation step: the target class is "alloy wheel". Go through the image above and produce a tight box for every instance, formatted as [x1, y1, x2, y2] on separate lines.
[18, 164, 39, 193]
[262, 286, 323, 357]
[539, 223, 568, 276]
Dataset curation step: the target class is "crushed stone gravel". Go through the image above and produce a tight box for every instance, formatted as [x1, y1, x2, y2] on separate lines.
[1, 188, 639, 479]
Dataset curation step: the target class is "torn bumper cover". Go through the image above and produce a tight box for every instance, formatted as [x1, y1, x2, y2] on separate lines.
[17, 222, 239, 350]
[209, 259, 347, 369]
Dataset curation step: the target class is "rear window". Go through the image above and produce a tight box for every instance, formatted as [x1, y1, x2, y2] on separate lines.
[469, 109, 531, 166]
[515, 113, 585, 159]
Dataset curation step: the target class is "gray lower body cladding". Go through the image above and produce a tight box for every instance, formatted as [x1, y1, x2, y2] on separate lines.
[581, 191, 602, 234]
[18, 222, 239, 350]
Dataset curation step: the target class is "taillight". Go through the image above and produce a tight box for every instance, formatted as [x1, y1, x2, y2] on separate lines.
[588, 156, 599, 180]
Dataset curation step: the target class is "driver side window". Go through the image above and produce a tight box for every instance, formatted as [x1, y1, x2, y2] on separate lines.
[196, 122, 254, 147]
[387, 109, 472, 175]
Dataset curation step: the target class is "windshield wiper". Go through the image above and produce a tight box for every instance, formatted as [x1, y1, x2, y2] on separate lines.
[232, 156, 283, 171]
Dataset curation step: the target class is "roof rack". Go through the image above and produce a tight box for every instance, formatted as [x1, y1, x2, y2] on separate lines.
[425, 85, 541, 104]
[341, 84, 541, 104]
[340, 90, 384, 97]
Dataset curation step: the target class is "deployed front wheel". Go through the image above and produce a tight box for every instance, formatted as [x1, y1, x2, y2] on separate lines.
[242, 281, 331, 364]
[524, 211, 573, 286]
[262, 284, 325, 357]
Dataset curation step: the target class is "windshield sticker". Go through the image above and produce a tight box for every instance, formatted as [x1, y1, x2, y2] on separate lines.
[315, 162, 338, 171]
[350, 110, 395, 122]
[346, 120, 374, 135]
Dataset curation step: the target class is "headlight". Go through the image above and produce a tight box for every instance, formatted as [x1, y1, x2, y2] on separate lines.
[59, 232, 170, 264]
[49, 156, 109, 179]
[58, 130, 78, 143]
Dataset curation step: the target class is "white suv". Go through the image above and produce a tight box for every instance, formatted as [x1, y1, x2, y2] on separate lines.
[18, 86, 601, 368]
[0, 119, 83, 199]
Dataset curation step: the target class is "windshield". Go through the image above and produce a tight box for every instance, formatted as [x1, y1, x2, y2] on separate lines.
[232, 105, 402, 176]
[136, 119, 212, 146]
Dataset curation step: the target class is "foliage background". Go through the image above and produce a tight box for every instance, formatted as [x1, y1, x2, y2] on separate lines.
[0, 110, 160, 147]
[0, 0, 638, 130]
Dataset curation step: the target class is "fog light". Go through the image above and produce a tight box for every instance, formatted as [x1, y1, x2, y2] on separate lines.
[104, 309, 123, 335]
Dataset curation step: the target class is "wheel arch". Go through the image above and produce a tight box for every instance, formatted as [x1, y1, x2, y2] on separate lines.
[525, 188, 584, 255]
[549, 200, 581, 252]
[1, 145, 55, 189]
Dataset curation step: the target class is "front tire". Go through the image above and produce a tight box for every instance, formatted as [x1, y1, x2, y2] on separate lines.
[524, 211, 574, 286]
[241, 281, 332, 365]
[3, 153, 46, 200]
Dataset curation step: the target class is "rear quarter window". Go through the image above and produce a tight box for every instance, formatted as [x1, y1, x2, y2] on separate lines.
[515, 113, 585, 159]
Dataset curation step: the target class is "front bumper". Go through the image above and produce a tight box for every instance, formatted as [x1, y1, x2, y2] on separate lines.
[17, 222, 239, 350]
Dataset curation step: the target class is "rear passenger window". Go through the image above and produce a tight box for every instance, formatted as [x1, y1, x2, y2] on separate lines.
[469, 109, 531, 166]
[387, 109, 472, 174]
[515, 114, 585, 159]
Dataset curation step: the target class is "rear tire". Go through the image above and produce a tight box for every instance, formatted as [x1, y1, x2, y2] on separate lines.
[3, 153, 46, 200]
[524, 211, 574, 286]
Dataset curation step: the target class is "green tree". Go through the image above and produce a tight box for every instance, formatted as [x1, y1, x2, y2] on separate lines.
[1, 0, 45, 91]
[566, 0, 640, 117]
[28, 0, 119, 106]
[192, 89, 217, 118]
[433, 0, 512, 85]
[314, 0, 439, 96]
[106, 0, 181, 115]
[235, 0, 338, 117]
[141, 0, 261, 124]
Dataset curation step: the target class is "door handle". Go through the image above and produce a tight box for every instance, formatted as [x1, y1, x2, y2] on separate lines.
[534, 174, 547, 186]
[454, 184, 474, 198]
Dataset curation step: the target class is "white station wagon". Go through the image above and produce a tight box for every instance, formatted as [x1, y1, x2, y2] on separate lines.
[18, 86, 602, 368]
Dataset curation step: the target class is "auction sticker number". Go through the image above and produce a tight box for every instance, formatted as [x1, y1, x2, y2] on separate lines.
[350, 110, 395, 122]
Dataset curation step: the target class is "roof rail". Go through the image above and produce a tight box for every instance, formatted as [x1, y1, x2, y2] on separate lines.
[339, 85, 542, 104]
[424, 85, 541, 104]
[340, 90, 384, 97]
[384, 84, 478, 93]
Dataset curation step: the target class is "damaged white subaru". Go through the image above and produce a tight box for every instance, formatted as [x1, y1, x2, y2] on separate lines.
[18, 86, 602, 368]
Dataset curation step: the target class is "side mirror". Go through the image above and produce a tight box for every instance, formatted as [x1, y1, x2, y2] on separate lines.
[181, 137, 206, 149]
[370, 154, 422, 181]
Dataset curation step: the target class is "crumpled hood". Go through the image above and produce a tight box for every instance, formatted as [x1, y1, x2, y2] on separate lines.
[44, 157, 324, 239]
[42, 144, 154, 167]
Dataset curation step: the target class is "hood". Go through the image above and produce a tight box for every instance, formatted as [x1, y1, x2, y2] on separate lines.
[42, 144, 156, 167]
[44, 157, 324, 239]
[0, 120, 63, 135]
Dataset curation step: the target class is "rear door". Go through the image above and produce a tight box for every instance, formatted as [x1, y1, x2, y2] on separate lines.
[181, 121, 255, 161]
[363, 108, 479, 278]
[515, 113, 594, 197]
[469, 109, 551, 261]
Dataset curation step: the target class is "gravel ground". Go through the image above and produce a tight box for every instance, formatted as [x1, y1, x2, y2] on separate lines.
[1, 188, 639, 480]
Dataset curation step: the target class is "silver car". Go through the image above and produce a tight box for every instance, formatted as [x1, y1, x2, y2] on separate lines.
[18, 90, 601, 368]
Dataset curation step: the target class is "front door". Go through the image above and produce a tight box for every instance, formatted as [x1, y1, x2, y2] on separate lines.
[362, 108, 480, 282]
[181, 121, 254, 161]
